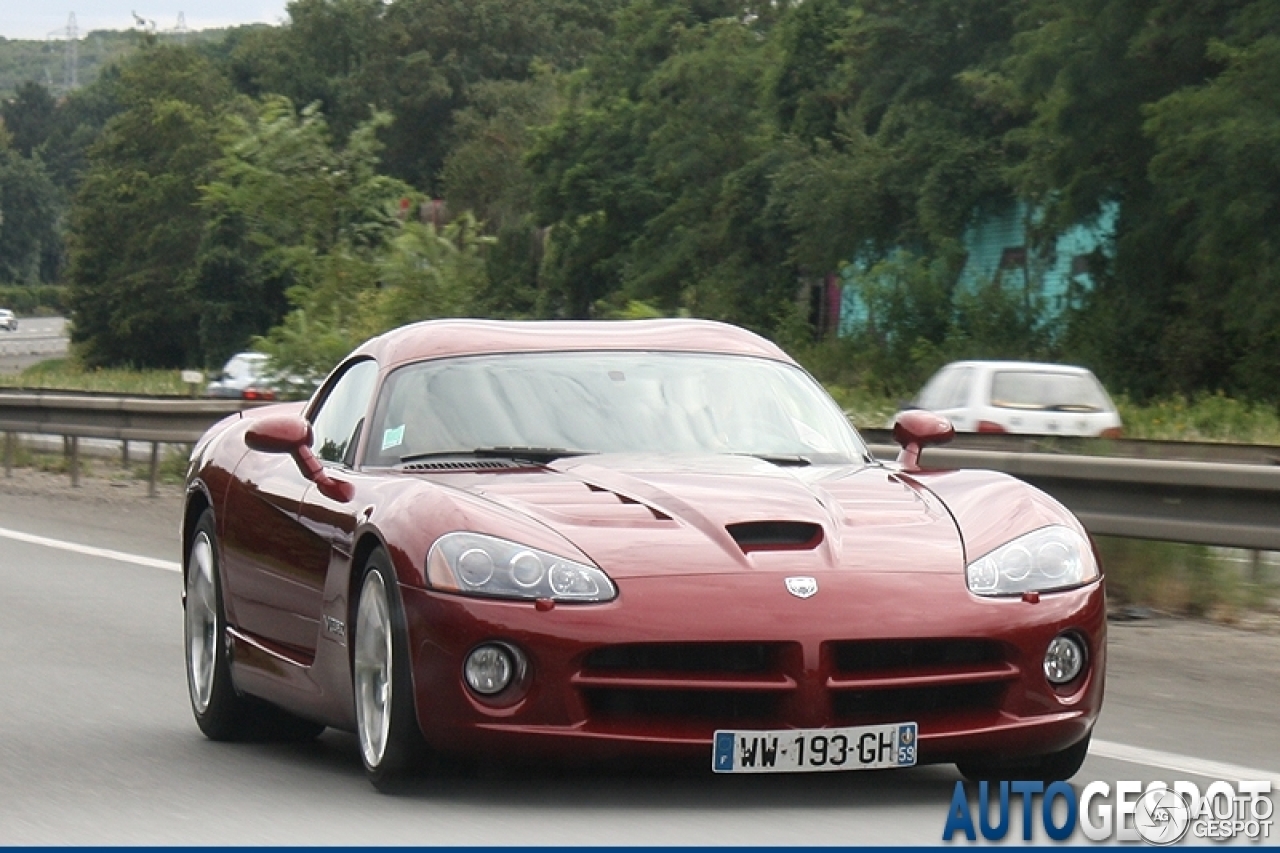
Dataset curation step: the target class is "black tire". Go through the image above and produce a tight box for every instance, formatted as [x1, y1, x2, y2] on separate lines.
[184, 508, 325, 742]
[956, 732, 1091, 784]
[353, 549, 429, 792]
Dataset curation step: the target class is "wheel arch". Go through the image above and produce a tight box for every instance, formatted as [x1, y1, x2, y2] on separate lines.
[348, 529, 392, 630]
[182, 483, 214, 584]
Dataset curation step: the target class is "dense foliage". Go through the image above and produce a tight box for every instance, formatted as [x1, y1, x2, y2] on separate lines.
[1, 0, 1278, 404]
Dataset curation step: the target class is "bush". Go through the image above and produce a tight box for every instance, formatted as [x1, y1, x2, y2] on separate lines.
[0, 284, 69, 314]
[1117, 392, 1280, 444]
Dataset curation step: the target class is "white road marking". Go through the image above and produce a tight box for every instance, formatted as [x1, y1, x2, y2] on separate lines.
[1092, 739, 1280, 785]
[0, 526, 181, 573]
[3, 523, 1278, 786]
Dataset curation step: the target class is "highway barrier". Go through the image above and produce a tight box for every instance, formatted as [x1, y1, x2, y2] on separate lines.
[1, 391, 1278, 550]
[0, 391, 255, 496]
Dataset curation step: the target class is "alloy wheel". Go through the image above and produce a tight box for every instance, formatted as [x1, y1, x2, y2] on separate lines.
[355, 570, 394, 769]
[185, 531, 217, 713]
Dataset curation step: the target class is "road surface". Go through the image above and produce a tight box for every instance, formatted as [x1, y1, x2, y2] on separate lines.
[0, 316, 68, 374]
[0, 470, 1276, 844]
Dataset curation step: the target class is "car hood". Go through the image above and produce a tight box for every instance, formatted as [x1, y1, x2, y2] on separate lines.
[458, 454, 964, 579]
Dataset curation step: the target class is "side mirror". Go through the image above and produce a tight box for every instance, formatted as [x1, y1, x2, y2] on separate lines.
[244, 414, 354, 503]
[245, 414, 311, 454]
[892, 409, 954, 473]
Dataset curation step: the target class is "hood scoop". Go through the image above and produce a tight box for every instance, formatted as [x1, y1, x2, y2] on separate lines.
[726, 520, 823, 553]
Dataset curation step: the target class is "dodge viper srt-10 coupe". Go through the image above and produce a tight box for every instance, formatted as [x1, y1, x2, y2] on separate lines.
[182, 319, 1105, 790]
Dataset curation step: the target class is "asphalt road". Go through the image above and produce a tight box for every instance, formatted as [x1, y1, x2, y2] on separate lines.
[0, 316, 68, 373]
[1, 473, 1278, 844]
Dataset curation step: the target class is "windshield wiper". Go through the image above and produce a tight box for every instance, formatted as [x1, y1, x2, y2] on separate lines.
[400, 446, 591, 464]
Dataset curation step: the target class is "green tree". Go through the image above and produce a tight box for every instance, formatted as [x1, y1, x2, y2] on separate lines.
[227, 0, 623, 191]
[529, 1, 795, 326]
[1143, 33, 1280, 399]
[770, 0, 1023, 272]
[66, 45, 232, 367]
[253, 217, 494, 384]
[195, 96, 411, 367]
[1, 81, 58, 158]
[994, 0, 1260, 398]
[441, 75, 560, 317]
[0, 147, 62, 283]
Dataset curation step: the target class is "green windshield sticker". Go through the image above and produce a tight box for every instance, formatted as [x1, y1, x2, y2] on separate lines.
[382, 424, 405, 451]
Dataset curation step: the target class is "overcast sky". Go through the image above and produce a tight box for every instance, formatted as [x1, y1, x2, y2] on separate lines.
[2, 3, 289, 40]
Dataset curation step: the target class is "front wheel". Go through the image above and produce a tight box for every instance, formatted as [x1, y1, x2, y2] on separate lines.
[354, 550, 428, 791]
[956, 733, 1092, 783]
[185, 508, 325, 742]
[185, 510, 259, 740]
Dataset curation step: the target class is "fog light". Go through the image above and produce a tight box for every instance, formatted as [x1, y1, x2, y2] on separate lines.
[464, 644, 516, 695]
[1044, 634, 1085, 684]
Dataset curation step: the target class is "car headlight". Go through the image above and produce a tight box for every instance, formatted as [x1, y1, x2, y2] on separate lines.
[966, 525, 1099, 596]
[427, 532, 617, 602]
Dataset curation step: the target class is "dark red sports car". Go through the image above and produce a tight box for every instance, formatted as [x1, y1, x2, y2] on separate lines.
[182, 319, 1105, 790]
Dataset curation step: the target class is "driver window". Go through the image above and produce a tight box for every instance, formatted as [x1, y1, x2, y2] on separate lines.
[309, 359, 379, 466]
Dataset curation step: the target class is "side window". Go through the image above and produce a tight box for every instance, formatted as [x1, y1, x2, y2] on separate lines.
[309, 359, 379, 466]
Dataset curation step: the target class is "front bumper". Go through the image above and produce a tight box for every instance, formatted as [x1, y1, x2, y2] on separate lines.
[400, 570, 1105, 767]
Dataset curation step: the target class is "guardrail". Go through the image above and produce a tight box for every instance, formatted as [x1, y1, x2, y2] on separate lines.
[0, 391, 256, 495]
[866, 443, 1280, 552]
[1, 392, 1278, 550]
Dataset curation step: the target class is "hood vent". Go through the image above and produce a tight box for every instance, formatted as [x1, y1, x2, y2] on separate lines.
[400, 459, 520, 472]
[726, 520, 823, 553]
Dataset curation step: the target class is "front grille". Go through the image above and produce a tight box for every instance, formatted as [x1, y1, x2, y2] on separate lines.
[831, 639, 1004, 674]
[583, 642, 783, 674]
[573, 639, 1013, 732]
[583, 688, 783, 723]
[576, 642, 795, 729]
[827, 639, 1012, 726]
[831, 682, 1005, 721]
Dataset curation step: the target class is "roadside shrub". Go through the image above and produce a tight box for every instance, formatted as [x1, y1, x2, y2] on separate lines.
[0, 284, 69, 314]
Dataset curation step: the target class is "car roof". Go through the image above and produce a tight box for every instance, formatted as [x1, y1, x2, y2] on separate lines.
[352, 318, 794, 370]
[938, 360, 1095, 375]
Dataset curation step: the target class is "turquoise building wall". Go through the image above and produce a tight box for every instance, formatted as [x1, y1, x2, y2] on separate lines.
[837, 200, 1118, 337]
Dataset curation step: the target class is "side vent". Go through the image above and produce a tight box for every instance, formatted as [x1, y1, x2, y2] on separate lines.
[726, 521, 823, 553]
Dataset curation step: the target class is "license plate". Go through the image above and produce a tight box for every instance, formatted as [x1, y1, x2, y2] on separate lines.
[712, 722, 917, 773]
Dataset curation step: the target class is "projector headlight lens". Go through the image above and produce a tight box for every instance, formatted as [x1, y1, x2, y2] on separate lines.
[966, 526, 1098, 596]
[428, 532, 616, 602]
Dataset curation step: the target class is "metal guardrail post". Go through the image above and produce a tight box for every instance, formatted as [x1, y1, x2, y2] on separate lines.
[148, 442, 160, 498]
[68, 435, 80, 487]
[4, 431, 12, 477]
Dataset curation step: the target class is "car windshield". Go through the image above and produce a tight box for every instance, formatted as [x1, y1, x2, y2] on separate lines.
[990, 370, 1113, 412]
[366, 351, 869, 465]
